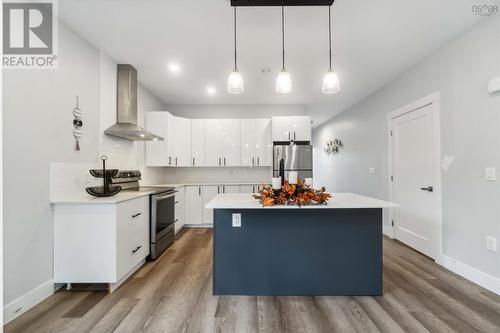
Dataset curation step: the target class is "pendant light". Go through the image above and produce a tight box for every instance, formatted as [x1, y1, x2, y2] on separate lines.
[275, 6, 291, 94]
[322, 5, 340, 94]
[227, 7, 244, 94]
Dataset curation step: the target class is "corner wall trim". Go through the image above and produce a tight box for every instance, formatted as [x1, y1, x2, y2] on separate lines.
[3, 279, 55, 324]
[441, 254, 500, 295]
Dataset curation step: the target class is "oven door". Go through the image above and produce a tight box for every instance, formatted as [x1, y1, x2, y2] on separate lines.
[151, 191, 176, 242]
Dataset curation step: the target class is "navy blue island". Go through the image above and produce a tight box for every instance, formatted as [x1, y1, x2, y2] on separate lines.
[206, 193, 397, 296]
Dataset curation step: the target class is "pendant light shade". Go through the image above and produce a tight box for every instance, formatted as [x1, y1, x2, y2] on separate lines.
[276, 6, 291, 94]
[322, 70, 339, 94]
[228, 70, 244, 94]
[228, 7, 244, 94]
[322, 5, 339, 94]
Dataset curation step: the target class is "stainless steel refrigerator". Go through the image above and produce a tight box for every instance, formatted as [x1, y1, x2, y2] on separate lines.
[273, 145, 313, 180]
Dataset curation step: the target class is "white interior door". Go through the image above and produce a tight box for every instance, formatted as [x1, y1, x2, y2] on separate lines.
[390, 103, 439, 259]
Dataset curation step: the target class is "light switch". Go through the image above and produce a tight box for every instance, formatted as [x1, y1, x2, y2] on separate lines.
[232, 213, 241, 227]
[485, 167, 496, 182]
[369, 168, 376, 175]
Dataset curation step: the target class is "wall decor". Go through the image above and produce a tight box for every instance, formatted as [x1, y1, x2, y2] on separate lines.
[324, 138, 343, 155]
[73, 96, 83, 151]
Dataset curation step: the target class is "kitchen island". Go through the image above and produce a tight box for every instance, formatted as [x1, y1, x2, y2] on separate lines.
[206, 193, 397, 296]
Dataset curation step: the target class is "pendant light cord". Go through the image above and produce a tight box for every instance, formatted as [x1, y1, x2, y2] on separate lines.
[234, 7, 237, 70]
[328, 5, 332, 71]
[281, 5, 285, 70]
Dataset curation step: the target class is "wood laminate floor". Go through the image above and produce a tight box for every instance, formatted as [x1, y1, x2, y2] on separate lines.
[5, 228, 500, 333]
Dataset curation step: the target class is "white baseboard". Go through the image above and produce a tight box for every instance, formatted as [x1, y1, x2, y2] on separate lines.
[184, 224, 213, 229]
[441, 254, 500, 295]
[3, 279, 55, 324]
[383, 226, 394, 239]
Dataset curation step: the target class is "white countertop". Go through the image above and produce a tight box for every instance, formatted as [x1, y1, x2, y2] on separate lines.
[50, 190, 155, 204]
[205, 193, 398, 209]
[145, 182, 268, 188]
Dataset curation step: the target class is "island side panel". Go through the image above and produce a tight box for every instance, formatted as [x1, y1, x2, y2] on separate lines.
[213, 208, 382, 296]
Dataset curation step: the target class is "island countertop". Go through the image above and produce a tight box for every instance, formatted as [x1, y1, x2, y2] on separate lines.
[205, 192, 397, 209]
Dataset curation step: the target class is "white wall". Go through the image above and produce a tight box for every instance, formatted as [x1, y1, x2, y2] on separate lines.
[313, 17, 500, 280]
[2, 21, 167, 319]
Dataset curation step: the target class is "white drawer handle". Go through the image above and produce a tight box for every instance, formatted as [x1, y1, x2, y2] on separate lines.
[132, 245, 142, 254]
[132, 213, 142, 218]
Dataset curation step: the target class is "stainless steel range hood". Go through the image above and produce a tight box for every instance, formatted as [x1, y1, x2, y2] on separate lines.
[104, 64, 164, 141]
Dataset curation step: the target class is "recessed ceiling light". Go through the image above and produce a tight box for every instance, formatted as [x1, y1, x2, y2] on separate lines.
[206, 86, 216, 96]
[167, 62, 181, 74]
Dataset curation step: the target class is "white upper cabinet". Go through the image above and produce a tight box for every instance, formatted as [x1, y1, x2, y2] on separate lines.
[173, 117, 191, 167]
[204, 119, 224, 167]
[205, 119, 240, 167]
[272, 116, 311, 142]
[146, 112, 174, 166]
[191, 119, 205, 166]
[241, 119, 272, 167]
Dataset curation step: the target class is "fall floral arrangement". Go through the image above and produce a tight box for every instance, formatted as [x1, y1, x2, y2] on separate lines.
[253, 179, 332, 207]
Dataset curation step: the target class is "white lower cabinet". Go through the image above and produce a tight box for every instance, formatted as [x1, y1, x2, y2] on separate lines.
[240, 185, 257, 193]
[185, 186, 203, 225]
[54, 196, 149, 291]
[174, 186, 185, 233]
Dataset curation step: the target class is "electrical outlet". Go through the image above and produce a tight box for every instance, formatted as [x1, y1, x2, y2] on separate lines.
[486, 236, 497, 252]
[485, 167, 496, 182]
[232, 213, 241, 227]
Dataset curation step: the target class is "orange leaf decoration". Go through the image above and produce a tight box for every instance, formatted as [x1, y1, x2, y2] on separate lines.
[253, 178, 332, 207]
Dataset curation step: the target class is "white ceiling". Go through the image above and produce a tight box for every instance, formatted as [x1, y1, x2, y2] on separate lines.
[59, 0, 484, 126]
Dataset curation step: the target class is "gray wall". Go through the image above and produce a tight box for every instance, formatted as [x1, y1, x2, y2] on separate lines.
[3, 23, 166, 305]
[313, 16, 500, 278]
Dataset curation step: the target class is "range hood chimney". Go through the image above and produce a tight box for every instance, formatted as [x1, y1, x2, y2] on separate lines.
[104, 64, 164, 141]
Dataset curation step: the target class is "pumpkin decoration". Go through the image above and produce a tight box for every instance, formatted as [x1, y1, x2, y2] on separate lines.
[253, 178, 332, 207]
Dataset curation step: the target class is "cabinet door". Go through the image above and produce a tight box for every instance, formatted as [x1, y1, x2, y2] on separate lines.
[255, 119, 272, 166]
[272, 116, 292, 142]
[172, 116, 183, 166]
[145, 112, 170, 166]
[179, 118, 192, 166]
[174, 186, 185, 232]
[191, 119, 205, 166]
[204, 119, 223, 167]
[185, 186, 203, 225]
[221, 185, 240, 194]
[240, 119, 256, 166]
[202, 185, 219, 224]
[291, 116, 311, 142]
[240, 185, 255, 193]
[221, 119, 240, 166]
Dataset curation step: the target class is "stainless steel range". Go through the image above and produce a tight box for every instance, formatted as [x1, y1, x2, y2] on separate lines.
[111, 170, 176, 260]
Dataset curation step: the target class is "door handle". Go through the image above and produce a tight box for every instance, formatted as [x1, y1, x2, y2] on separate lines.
[420, 186, 434, 192]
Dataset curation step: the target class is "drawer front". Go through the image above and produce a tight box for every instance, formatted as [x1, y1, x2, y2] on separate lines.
[116, 197, 150, 280]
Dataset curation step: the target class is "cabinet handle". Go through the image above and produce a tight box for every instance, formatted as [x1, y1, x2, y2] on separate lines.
[198, 187, 201, 196]
[223, 186, 226, 193]
[219, 157, 221, 166]
[294, 132, 296, 141]
[252, 186, 255, 193]
[218, 186, 220, 194]
[288, 132, 291, 141]
[193, 157, 195, 166]
[175, 218, 179, 222]
[257, 157, 260, 166]
[224, 157, 226, 166]
[169, 156, 172, 165]
[132, 245, 142, 254]
[132, 213, 142, 218]
[175, 201, 179, 205]
[175, 157, 178, 166]
[252, 157, 255, 166]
